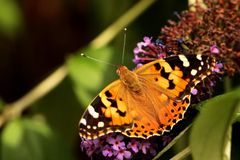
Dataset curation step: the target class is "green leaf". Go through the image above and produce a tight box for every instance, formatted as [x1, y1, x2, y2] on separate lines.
[190, 88, 240, 160]
[0, 0, 23, 37]
[0, 99, 5, 111]
[67, 46, 117, 107]
[1, 118, 74, 160]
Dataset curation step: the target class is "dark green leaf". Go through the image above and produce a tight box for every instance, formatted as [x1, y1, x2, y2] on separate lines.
[1, 118, 74, 160]
[0, 99, 5, 111]
[190, 88, 240, 160]
[0, 0, 23, 37]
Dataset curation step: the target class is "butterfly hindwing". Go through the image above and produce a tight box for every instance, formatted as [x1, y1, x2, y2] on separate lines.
[135, 54, 215, 99]
[120, 54, 215, 138]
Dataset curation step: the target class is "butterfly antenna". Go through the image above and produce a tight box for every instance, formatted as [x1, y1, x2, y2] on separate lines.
[80, 53, 117, 67]
[121, 28, 127, 64]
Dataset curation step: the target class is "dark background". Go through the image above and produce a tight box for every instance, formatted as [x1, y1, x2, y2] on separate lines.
[0, 0, 187, 102]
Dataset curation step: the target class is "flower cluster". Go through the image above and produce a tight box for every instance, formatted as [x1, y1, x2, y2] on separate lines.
[159, 0, 240, 75]
[81, 133, 162, 160]
[133, 37, 167, 68]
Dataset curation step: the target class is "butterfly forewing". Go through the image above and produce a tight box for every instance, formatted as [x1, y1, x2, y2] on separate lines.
[79, 54, 216, 139]
[79, 81, 133, 139]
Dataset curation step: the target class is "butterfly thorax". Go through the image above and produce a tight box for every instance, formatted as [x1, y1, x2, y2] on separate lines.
[117, 66, 142, 93]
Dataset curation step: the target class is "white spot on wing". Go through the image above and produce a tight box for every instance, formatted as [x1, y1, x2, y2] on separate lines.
[191, 69, 198, 76]
[80, 118, 87, 126]
[201, 61, 204, 66]
[179, 55, 190, 67]
[198, 66, 202, 70]
[196, 54, 202, 60]
[87, 125, 91, 129]
[93, 126, 97, 130]
[88, 105, 99, 119]
[98, 121, 104, 128]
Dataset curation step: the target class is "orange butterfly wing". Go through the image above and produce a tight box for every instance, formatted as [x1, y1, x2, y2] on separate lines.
[79, 54, 216, 139]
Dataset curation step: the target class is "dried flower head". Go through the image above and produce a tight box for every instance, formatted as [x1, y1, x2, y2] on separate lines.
[159, 0, 240, 75]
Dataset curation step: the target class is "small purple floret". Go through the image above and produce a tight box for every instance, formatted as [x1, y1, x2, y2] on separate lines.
[102, 145, 114, 157]
[191, 88, 198, 95]
[115, 148, 132, 160]
[127, 139, 140, 153]
[107, 135, 125, 150]
[140, 141, 151, 154]
[210, 45, 220, 54]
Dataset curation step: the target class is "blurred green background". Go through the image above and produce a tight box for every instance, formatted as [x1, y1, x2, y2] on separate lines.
[0, 0, 189, 160]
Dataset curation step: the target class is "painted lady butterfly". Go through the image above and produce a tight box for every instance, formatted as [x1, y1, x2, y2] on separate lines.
[79, 54, 216, 139]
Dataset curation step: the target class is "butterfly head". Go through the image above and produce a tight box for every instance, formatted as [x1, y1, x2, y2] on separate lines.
[116, 65, 127, 75]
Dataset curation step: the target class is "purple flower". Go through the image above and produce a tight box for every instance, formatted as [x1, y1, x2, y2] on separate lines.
[213, 62, 223, 73]
[210, 45, 219, 54]
[139, 141, 151, 154]
[127, 139, 140, 153]
[132, 36, 169, 66]
[102, 145, 114, 157]
[107, 135, 125, 151]
[114, 148, 132, 160]
[143, 36, 152, 44]
[135, 63, 143, 69]
[149, 147, 157, 156]
[158, 53, 167, 59]
[161, 135, 172, 146]
[191, 88, 198, 95]
[81, 140, 95, 156]
[134, 37, 152, 54]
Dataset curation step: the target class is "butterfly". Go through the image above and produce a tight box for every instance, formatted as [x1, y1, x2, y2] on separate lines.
[79, 54, 216, 139]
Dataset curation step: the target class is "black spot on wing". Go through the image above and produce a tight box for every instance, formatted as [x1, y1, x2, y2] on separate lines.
[107, 98, 117, 108]
[105, 90, 112, 97]
[91, 96, 106, 109]
[160, 67, 170, 79]
[184, 97, 190, 104]
[166, 125, 171, 130]
[79, 123, 85, 128]
[134, 123, 138, 127]
[154, 63, 161, 71]
[173, 102, 177, 106]
[168, 79, 176, 89]
[166, 55, 185, 70]
[126, 130, 131, 136]
[116, 110, 126, 117]
[142, 134, 147, 138]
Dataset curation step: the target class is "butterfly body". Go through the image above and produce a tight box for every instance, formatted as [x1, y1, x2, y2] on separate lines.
[79, 54, 216, 139]
[117, 66, 142, 93]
